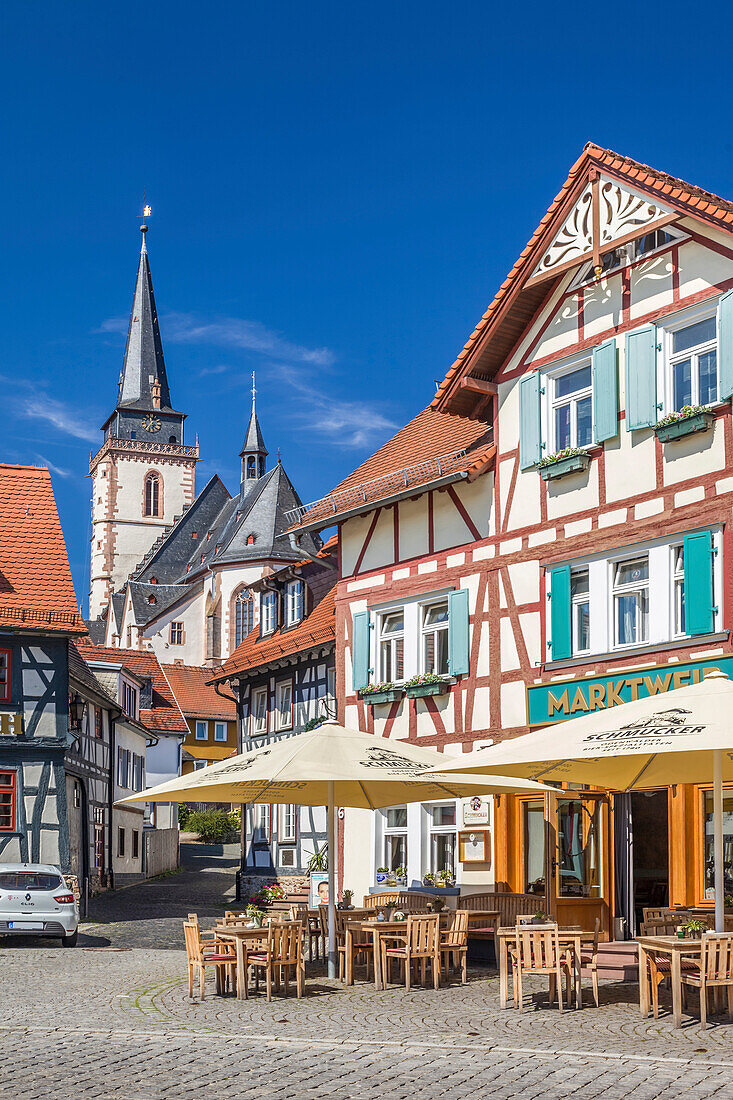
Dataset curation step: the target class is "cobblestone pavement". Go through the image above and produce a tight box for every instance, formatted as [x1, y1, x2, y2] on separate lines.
[2, 848, 733, 1098]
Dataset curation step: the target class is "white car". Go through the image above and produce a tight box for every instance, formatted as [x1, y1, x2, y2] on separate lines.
[0, 863, 79, 946]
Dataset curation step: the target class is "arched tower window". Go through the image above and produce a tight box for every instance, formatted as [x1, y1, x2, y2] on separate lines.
[144, 472, 162, 518]
[246, 456, 256, 480]
[234, 589, 254, 647]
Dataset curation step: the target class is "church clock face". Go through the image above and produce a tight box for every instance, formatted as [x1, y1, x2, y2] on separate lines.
[142, 415, 162, 433]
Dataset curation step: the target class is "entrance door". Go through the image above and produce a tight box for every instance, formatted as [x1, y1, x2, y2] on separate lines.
[630, 790, 669, 930]
[547, 791, 611, 935]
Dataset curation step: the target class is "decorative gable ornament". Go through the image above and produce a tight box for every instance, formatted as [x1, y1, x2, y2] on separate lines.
[531, 175, 674, 280]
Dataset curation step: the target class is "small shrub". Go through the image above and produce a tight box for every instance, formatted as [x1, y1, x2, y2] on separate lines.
[186, 809, 240, 844]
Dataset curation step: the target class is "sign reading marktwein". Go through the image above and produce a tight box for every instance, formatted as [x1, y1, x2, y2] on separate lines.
[526, 657, 733, 728]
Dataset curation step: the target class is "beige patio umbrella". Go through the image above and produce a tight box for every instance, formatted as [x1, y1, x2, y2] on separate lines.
[429, 671, 733, 930]
[118, 719, 550, 975]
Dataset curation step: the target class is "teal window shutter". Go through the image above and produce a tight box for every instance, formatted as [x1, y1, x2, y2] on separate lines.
[625, 325, 658, 430]
[549, 564, 571, 661]
[592, 339, 618, 443]
[718, 290, 733, 401]
[448, 589, 470, 676]
[683, 531, 714, 636]
[519, 373, 542, 470]
[351, 611, 370, 691]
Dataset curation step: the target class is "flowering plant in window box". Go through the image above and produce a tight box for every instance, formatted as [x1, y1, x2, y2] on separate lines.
[404, 673, 451, 699]
[536, 447, 592, 481]
[359, 681, 404, 705]
[654, 404, 715, 442]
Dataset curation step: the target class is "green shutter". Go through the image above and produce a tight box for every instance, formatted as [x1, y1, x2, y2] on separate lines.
[519, 372, 542, 470]
[683, 531, 714, 636]
[448, 589, 470, 676]
[549, 564, 571, 661]
[625, 325, 658, 430]
[718, 290, 733, 401]
[592, 339, 618, 443]
[351, 611, 370, 691]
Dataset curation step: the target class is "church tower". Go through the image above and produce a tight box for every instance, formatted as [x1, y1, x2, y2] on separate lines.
[239, 373, 268, 495]
[88, 223, 198, 618]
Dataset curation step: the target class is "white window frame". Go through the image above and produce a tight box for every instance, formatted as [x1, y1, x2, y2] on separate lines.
[253, 803, 271, 844]
[546, 357, 594, 454]
[611, 555, 650, 650]
[285, 580, 304, 626]
[568, 226, 687, 291]
[428, 801, 458, 876]
[672, 544, 686, 639]
[214, 722, 227, 742]
[195, 720, 208, 741]
[382, 806, 408, 871]
[421, 600, 450, 676]
[571, 566, 590, 656]
[274, 680, 293, 731]
[261, 592, 278, 635]
[194, 759, 207, 771]
[278, 804, 297, 844]
[251, 686, 268, 736]
[659, 302, 719, 416]
[369, 589, 457, 686]
[377, 609, 405, 683]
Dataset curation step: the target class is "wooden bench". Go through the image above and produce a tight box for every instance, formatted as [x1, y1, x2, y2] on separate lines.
[363, 891, 435, 910]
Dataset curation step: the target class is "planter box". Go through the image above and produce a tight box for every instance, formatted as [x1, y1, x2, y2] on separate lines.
[538, 452, 591, 481]
[405, 681, 450, 699]
[655, 411, 715, 442]
[361, 689, 403, 705]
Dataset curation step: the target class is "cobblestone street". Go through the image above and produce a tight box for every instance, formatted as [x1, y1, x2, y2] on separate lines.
[2, 847, 733, 1099]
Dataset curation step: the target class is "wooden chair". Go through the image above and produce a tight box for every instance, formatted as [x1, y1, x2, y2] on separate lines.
[512, 924, 572, 1013]
[642, 921, 699, 1019]
[579, 917, 601, 1008]
[382, 914, 441, 991]
[363, 891, 434, 910]
[248, 921, 305, 1002]
[439, 909, 468, 985]
[183, 920, 237, 1001]
[336, 910, 374, 981]
[642, 907, 675, 924]
[681, 932, 733, 1029]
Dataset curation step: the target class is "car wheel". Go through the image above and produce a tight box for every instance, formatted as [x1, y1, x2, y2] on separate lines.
[61, 930, 78, 947]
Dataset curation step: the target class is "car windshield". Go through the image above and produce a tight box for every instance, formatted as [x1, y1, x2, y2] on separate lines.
[0, 872, 63, 891]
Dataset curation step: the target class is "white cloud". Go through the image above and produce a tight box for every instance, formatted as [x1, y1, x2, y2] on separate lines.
[34, 455, 73, 479]
[19, 397, 98, 443]
[293, 396, 398, 449]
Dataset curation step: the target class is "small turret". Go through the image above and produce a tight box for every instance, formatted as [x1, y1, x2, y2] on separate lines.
[239, 372, 268, 494]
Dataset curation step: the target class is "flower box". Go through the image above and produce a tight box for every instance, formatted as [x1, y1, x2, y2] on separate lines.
[405, 680, 450, 699]
[538, 452, 591, 481]
[361, 689, 403, 705]
[655, 410, 715, 442]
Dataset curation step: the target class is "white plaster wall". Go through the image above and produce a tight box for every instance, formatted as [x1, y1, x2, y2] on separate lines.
[661, 419, 726, 486]
[507, 561, 539, 606]
[343, 807, 375, 904]
[527, 290, 580, 363]
[398, 496, 429, 562]
[678, 238, 733, 298]
[583, 275, 622, 339]
[358, 508, 394, 574]
[545, 460, 600, 520]
[629, 252, 674, 320]
[341, 513, 374, 577]
[500, 680, 526, 729]
[143, 588, 205, 665]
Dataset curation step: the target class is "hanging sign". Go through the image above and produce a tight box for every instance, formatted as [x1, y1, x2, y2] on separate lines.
[462, 796, 490, 826]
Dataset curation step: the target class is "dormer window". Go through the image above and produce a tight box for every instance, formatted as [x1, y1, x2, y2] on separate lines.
[285, 579, 304, 626]
[261, 591, 278, 635]
[147, 594, 156, 605]
[247, 534, 255, 546]
[121, 680, 138, 719]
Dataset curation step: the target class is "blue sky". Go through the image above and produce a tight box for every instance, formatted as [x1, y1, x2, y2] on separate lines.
[1, 2, 731, 610]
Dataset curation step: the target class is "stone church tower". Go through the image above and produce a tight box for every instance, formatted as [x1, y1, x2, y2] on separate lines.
[88, 225, 198, 618]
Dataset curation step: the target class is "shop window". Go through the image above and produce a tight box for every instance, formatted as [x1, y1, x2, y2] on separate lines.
[195, 721, 208, 741]
[214, 722, 227, 742]
[522, 799, 546, 895]
[382, 806, 407, 870]
[0, 770, 16, 832]
[557, 797, 602, 898]
[274, 681, 293, 731]
[285, 579, 304, 626]
[429, 803, 457, 877]
[278, 804, 296, 844]
[251, 686, 268, 736]
[702, 789, 733, 900]
[0, 649, 12, 704]
[422, 601, 449, 676]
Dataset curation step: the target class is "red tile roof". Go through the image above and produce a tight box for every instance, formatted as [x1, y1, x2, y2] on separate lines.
[161, 663, 237, 720]
[434, 144, 733, 414]
[211, 586, 336, 681]
[288, 406, 494, 531]
[77, 640, 189, 734]
[0, 465, 86, 635]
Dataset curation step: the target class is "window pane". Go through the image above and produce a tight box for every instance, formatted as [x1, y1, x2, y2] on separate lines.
[574, 602, 590, 652]
[673, 317, 716, 354]
[703, 790, 733, 899]
[575, 395, 593, 447]
[673, 358, 692, 410]
[523, 799, 545, 893]
[394, 638, 404, 680]
[571, 570, 589, 597]
[386, 807, 407, 828]
[431, 804, 456, 827]
[698, 349, 718, 405]
[554, 404, 571, 450]
[615, 559, 648, 586]
[555, 365, 591, 398]
[557, 798, 602, 898]
[424, 603, 449, 626]
[431, 832, 455, 875]
[382, 612, 404, 634]
[385, 834, 406, 870]
[435, 631, 449, 676]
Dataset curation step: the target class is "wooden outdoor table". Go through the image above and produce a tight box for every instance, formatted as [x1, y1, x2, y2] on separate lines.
[345, 915, 451, 990]
[496, 925, 592, 1010]
[636, 934, 703, 1028]
[215, 924, 269, 1000]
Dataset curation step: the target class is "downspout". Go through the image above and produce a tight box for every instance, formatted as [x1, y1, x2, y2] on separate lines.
[107, 707, 121, 890]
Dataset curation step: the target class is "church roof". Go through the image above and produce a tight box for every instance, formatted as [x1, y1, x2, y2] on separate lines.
[132, 475, 231, 585]
[240, 406, 268, 457]
[128, 582, 192, 626]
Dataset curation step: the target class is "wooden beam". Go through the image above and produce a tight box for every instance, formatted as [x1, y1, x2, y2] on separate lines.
[460, 376, 498, 396]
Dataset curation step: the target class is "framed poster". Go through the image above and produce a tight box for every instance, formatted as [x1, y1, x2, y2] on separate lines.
[309, 871, 330, 907]
[462, 796, 490, 826]
[458, 829, 490, 865]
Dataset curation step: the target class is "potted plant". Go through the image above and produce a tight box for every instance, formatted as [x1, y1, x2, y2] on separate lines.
[385, 869, 398, 887]
[246, 904, 266, 928]
[394, 865, 407, 887]
[422, 871, 436, 887]
[437, 868, 455, 888]
[404, 673, 450, 699]
[376, 866, 389, 886]
[532, 909, 547, 924]
[360, 681, 404, 705]
[427, 895, 446, 912]
[339, 889, 354, 910]
[536, 447, 592, 481]
[654, 404, 715, 442]
[681, 918, 708, 939]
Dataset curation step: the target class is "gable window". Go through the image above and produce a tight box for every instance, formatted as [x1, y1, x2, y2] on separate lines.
[285, 579, 304, 626]
[668, 315, 717, 412]
[143, 473, 162, 518]
[0, 770, 16, 832]
[275, 681, 293, 731]
[379, 610, 404, 681]
[214, 721, 227, 742]
[169, 622, 184, 645]
[422, 601, 449, 676]
[571, 568, 590, 655]
[195, 721, 208, 741]
[0, 650, 11, 703]
[251, 686, 268, 736]
[235, 590, 254, 646]
[278, 804, 296, 844]
[194, 759, 207, 770]
[550, 362, 593, 451]
[261, 591, 278, 635]
[613, 557, 649, 647]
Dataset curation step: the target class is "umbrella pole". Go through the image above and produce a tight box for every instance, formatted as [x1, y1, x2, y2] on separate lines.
[327, 781, 337, 979]
[714, 749, 724, 933]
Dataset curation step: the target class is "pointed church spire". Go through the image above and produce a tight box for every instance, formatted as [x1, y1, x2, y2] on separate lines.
[239, 371, 268, 492]
[117, 222, 173, 411]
